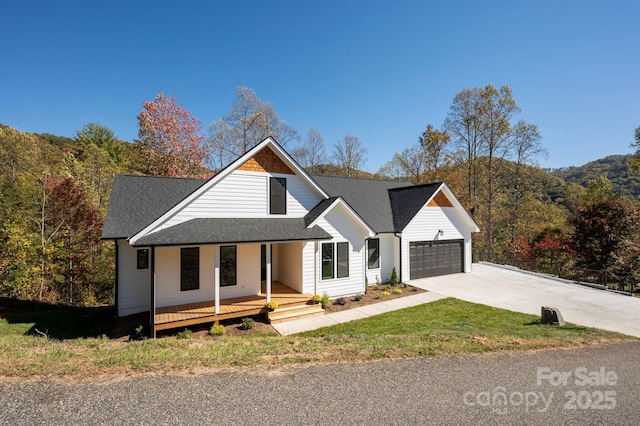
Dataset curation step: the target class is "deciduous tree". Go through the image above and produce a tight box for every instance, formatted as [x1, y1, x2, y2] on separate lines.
[291, 127, 326, 174]
[135, 92, 209, 177]
[208, 86, 299, 169]
[333, 134, 367, 177]
[75, 123, 124, 166]
[419, 124, 451, 181]
[570, 198, 640, 270]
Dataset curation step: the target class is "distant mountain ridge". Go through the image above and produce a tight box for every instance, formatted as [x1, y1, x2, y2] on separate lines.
[550, 154, 640, 198]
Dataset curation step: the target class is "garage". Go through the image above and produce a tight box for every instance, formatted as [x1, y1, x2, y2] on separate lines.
[409, 240, 464, 279]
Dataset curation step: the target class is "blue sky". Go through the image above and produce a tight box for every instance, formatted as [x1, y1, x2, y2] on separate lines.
[2, 0, 639, 171]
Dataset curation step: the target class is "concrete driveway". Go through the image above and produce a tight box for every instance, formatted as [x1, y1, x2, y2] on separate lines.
[410, 263, 640, 338]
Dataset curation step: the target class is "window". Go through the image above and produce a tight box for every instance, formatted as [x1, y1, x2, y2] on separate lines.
[321, 243, 334, 280]
[337, 242, 349, 278]
[321, 242, 350, 280]
[220, 245, 237, 287]
[180, 247, 199, 291]
[137, 249, 149, 269]
[269, 177, 287, 215]
[367, 238, 379, 269]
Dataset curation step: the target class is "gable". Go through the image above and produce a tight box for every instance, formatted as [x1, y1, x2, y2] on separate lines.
[238, 146, 294, 174]
[427, 190, 453, 207]
[127, 138, 329, 245]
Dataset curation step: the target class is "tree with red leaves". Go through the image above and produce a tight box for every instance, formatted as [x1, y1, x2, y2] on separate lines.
[45, 176, 103, 304]
[135, 92, 210, 177]
[570, 199, 640, 270]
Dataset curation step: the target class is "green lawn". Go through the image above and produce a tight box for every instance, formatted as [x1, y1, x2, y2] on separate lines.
[0, 298, 635, 380]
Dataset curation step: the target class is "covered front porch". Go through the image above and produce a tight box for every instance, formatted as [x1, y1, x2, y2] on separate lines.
[152, 281, 313, 336]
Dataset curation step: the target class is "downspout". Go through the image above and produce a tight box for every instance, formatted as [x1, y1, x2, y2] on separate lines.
[364, 237, 371, 293]
[394, 233, 402, 283]
[113, 239, 119, 318]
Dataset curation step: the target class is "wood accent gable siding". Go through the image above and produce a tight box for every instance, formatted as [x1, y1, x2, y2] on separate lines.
[238, 146, 294, 175]
[427, 191, 453, 208]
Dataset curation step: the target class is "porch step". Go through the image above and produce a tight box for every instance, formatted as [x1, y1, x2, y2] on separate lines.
[268, 303, 325, 324]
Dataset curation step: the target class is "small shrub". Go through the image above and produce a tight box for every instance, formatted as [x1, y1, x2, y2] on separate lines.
[241, 317, 255, 330]
[209, 324, 226, 336]
[390, 267, 399, 285]
[311, 294, 322, 304]
[381, 291, 390, 296]
[392, 288, 403, 295]
[266, 300, 279, 311]
[335, 297, 347, 306]
[353, 293, 363, 302]
[320, 293, 330, 309]
[375, 275, 381, 286]
[365, 276, 369, 286]
[383, 284, 392, 291]
[374, 294, 381, 299]
[177, 329, 192, 339]
[130, 324, 147, 341]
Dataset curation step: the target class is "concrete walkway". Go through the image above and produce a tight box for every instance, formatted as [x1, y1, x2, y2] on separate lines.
[410, 262, 640, 338]
[272, 291, 446, 335]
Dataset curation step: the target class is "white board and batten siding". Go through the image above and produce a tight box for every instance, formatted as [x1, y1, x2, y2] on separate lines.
[117, 240, 151, 317]
[312, 203, 369, 298]
[151, 170, 324, 232]
[400, 205, 474, 281]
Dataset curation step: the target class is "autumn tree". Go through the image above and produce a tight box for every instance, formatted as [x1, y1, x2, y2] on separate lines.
[419, 124, 451, 181]
[444, 87, 485, 216]
[75, 123, 124, 166]
[444, 84, 543, 260]
[208, 86, 299, 169]
[333, 134, 367, 177]
[570, 198, 640, 270]
[376, 153, 406, 180]
[291, 127, 326, 174]
[509, 120, 545, 243]
[134, 92, 209, 177]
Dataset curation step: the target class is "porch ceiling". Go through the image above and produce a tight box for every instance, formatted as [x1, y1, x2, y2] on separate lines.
[135, 217, 331, 246]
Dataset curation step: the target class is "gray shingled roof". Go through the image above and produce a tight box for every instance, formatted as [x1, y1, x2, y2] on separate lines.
[103, 173, 447, 242]
[311, 175, 412, 233]
[304, 197, 339, 227]
[101, 175, 206, 239]
[135, 218, 331, 246]
[388, 183, 442, 232]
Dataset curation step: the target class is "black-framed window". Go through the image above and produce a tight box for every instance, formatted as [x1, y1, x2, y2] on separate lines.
[180, 247, 199, 291]
[367, 238, 379, 269]
[321, 242, 350, 280]
[337, 242, 349, 278]
[269, 177, 287, 215]
[220, 245, 237, 287]
[321, 243, 334, 280]
[137, 249, 149, 269]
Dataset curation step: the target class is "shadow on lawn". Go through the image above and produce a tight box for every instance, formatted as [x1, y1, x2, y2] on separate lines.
[0, 297, 121, 340]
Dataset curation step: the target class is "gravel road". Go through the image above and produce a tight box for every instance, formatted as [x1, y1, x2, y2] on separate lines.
[2, 342, 639, 425]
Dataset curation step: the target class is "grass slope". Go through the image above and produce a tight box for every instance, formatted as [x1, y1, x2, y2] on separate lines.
[0, 298, 634, 380]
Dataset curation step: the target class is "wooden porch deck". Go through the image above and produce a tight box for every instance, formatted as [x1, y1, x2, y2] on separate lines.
[153, 281, 311, 335]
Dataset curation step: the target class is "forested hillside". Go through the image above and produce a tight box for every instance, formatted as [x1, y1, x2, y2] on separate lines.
[551, 154, 640, 198]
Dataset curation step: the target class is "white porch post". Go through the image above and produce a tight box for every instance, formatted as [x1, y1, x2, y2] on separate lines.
[214, 246, 220, 315]
[150, 246, 156, 338]
[266, 243, 272, 303]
